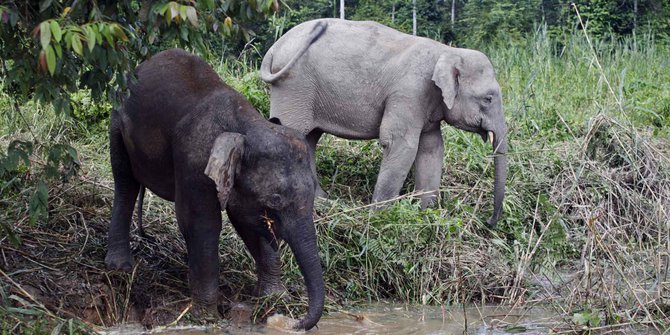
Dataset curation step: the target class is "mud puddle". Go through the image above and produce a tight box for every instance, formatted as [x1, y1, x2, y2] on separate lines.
[102, 303, 656, 334]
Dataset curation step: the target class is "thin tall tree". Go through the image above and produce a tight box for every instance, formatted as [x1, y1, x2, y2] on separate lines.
[340, 0, 345, 19]
[633, 0, 638, 34]
[412, 0, 417, 35]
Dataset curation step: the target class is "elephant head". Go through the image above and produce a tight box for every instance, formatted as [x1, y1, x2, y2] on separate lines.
[432, 49, 508, 227]
[204, 126, 324, 330]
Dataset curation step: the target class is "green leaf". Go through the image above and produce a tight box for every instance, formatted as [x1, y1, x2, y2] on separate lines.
[102, 24, 114, 47]
[0, 217, 21, 246]
[9, 10, 19, 26]
[51, 322, 64, 335]
[111, 24, 128, 42]
[85, 26, 96, 52]
[165, 4, 173, 26]
[186, 6, 198, 27]
[53, 42, 62, 58]
[157, 3, 170, 15]
[6, 140, 33, 170]
[29, 180, 49, 225]
[246, 5, 253, 19]
[50, 20, 62, 42]
[179, 5, 188, 21]
[40, 21, 51, 50]
[7, 307, 43, 316]
[71, 34, 83, 55]
[39, 0, 53, 13]
[572, 310, 601, 327]
[203, 0, 215, 10]
[95, 30, 102, 45]
[9, 295, 32, 306]
[180, 25, 189, 41]
[46, 44, 56, 75]
[264, 0, 274, 12]
[66, 146, 78, 162]
[64, 31, 72, 49]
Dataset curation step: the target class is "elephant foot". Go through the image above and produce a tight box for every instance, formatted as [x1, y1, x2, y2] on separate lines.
[254, 280, 286, 297]
[371, 200, 391, 211]
[419, 192, 439, 209]
[105, 248, 134, 272]
[190, 302, 221, 322]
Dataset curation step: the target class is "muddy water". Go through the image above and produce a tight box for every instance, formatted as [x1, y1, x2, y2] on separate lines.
[104, 304, 652, 334]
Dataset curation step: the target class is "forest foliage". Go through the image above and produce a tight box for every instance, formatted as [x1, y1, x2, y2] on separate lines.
[261, 0, 670, 48]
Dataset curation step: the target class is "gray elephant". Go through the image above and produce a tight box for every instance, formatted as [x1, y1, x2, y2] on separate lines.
[105, 49, 323, 330]
[261, 19, 507, 227]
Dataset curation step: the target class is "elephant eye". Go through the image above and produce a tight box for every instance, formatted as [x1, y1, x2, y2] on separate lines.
[483, 95, 493, 104]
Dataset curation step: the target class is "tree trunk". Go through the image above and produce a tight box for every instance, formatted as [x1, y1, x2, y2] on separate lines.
[340, 0, 345, 19]
[451, 0, 456, 28]
[392, 2, 395, 24]
[412, 0, 417, 35]
[633, 0, 638, 33]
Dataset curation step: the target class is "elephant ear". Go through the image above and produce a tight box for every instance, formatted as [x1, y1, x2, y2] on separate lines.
[432, 53, 462, 110]
[205, 133, 245, 208]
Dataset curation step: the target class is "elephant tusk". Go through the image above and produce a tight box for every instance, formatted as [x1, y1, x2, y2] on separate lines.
[488, 131, 494, 145]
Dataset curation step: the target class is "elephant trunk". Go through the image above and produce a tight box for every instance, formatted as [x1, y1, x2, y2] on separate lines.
[284, 219, 324, 330]
[487, 125, 508, 228]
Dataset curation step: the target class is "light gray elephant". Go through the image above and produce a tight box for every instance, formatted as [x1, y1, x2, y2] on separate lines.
[260, 19, 508, 227]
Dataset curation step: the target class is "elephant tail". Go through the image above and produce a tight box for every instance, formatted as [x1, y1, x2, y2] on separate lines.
[135, 185, 151, 239]
[260, 21, 328, 84]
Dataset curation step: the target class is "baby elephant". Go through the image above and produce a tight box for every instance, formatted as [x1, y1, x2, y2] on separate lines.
[105, 49, 323, 330]
[261, 19, 508, 227]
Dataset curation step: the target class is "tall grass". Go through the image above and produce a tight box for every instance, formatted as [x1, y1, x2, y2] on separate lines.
[0, 30, 668, 333]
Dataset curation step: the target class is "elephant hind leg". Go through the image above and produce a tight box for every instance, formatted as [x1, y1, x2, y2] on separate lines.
[106, 116, 140, 272]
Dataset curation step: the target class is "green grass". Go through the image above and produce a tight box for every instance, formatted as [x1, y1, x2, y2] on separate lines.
[1, 30, 669, 333]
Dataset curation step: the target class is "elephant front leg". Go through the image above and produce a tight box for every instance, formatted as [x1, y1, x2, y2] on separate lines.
[414, 125, 444, 208]
[372, 111, 422, 206]
[175, 191, 223, 313]
[230, 214, 284, 296]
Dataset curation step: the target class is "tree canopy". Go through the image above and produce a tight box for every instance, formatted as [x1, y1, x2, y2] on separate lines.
[0, 0, 277, 228]
[0, 0, 278, 114]
[268, 0, 669, 48]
